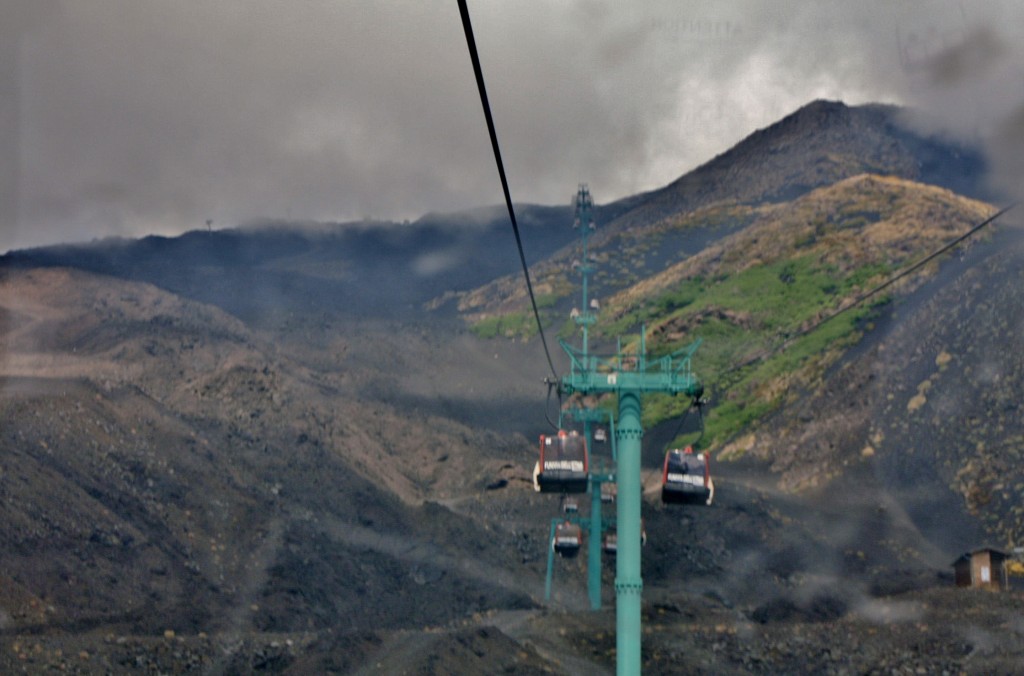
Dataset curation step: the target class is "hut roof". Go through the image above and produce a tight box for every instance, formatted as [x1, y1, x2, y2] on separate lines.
[950, 547, 1009, 567]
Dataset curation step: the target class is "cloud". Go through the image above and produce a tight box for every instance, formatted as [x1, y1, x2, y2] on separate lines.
[2, 0, 1022, 254]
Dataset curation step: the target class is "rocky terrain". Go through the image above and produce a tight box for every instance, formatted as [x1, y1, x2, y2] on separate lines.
[2, 100, 1023, 673]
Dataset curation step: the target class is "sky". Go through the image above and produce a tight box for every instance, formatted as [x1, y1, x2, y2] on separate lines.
[1, 0, 1023, 253]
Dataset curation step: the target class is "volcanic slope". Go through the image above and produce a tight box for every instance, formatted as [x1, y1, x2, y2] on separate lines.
[457, 172, 1001, 449]
[0, 266, 559, 671]
[6, 264, 1022, 675]
[3, 259, 1024, 673]
[742, 214, 1024, 553]
[0, 265, 823, 672]
[452, 165, 1024, 595]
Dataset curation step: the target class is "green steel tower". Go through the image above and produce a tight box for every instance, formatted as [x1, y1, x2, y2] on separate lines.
[571, 184, 597, 356]
[560, 185, 703, 676]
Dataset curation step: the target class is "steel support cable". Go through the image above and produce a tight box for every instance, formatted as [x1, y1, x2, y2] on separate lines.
[544, 378, 562, 431]
[660, 396, 706, 459]
[457, 0, 560, 383]
[694, 403, 705, 447]
[664, 396, 695, 445]
[721, 201, 1017, 379]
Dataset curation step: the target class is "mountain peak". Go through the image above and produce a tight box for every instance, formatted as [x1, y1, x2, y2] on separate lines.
[756, 98, 903, 140]
[603, 99, 984, 231]
[788, 97, 860, 118]
[783, 98, 851, 121]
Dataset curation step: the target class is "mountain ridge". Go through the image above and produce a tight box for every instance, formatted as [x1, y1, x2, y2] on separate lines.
[2, 98, 1023, 673]
[599, 99, 988, 233]
[447, 100, 993, 327]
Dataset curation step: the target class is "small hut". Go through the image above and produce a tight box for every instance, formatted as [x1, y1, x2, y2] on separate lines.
[951, 548, 1010, 591]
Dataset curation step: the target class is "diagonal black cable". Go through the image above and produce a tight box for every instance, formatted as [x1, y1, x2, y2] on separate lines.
[661, 393, 706, 454]
[457, 0, 560, 382]
[722, 200, 1017, 379]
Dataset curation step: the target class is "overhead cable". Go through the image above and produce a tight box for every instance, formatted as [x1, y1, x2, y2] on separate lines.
[457, 0, 560, 382]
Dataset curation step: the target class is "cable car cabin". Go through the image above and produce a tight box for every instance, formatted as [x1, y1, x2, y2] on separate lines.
[552, 520, 583, 558]
[594, 427, 607, 443]
[600, 481, 617, 504]
[533, 430, 589, 494]
[603, 523, 646, 556]
[661, 447, 714, 506]
[562, 497, 579, 514]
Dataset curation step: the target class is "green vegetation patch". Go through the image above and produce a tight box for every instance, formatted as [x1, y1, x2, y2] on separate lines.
[603, 278, 705, 337]
[470, 311, 538, 340]
[534, 293, 559, 309]
[627, 253, 896, 447]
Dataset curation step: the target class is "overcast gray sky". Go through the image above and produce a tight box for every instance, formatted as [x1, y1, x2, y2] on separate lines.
[2, 0, 1022, 253]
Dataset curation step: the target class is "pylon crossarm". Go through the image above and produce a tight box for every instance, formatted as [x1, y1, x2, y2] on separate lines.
[560, 338, 649, 378]
[666, 338, 702, 375]
[560, 355, 703, 395]
[630, 338, 701, 374]
[558, 337, 589, 374]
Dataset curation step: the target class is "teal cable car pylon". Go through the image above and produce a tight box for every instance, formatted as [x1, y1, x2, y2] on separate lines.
[559, 184, 704, 676]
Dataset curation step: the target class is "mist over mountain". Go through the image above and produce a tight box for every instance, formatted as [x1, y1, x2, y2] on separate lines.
[2, 100, 1023, 673]
[3, 101, 989, 324]
[599, 99, 990, 233]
